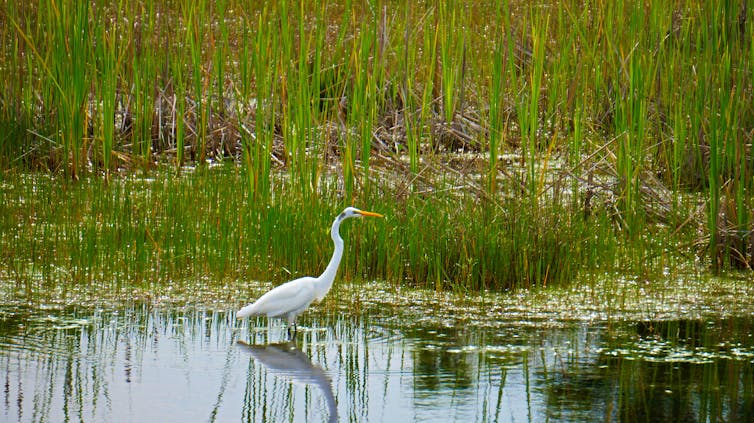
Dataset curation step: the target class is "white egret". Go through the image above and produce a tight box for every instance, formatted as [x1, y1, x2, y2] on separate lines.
[236, 207, 383, 338]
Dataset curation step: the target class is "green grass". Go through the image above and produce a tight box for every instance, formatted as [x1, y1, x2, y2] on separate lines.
[0, 1, 752, 290]
[0, 166, 616, 294]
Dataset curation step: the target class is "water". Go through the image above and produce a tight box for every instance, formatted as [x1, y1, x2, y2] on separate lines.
[2, 295, 753, 422]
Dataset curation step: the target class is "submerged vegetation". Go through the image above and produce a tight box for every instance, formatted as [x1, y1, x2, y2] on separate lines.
[0, 1, 752, 292]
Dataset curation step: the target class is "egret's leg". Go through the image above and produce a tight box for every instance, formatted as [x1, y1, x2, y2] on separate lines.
[287, 322, 298, 340]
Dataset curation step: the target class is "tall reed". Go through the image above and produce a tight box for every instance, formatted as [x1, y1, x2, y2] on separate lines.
[184, 0, 207, 163]
[437, 0, 463, 124]
[93, 3, 118, 176]
[48, 1, 91, 178]
[248, 4, 275, 201]
[519, 10, 548, 197]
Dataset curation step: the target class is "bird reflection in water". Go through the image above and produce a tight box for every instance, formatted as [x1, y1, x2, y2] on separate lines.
[237, 340, 338, 423]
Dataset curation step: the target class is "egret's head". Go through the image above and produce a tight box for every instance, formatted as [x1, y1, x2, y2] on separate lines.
[340, 207, 384, 220]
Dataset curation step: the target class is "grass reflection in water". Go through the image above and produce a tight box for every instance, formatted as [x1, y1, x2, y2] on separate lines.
[1, 297, 753, 422]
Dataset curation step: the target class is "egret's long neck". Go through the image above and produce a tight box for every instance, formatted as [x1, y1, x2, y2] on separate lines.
[317, 216, 345, 292]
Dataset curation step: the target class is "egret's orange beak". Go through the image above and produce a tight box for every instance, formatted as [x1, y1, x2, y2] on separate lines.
[357, 210, 384, 218]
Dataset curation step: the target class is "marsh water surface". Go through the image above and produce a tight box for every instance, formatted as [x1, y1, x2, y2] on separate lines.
[1, 280, 753, 422]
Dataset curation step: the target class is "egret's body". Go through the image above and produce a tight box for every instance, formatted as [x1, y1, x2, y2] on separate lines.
[237, 207, 382, 337]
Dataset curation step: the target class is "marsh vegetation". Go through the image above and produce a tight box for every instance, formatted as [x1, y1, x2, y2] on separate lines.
[2, 1, 752, 290]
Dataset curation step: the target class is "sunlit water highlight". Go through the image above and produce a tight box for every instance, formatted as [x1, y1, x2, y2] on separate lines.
[1, 287, 753, 422]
